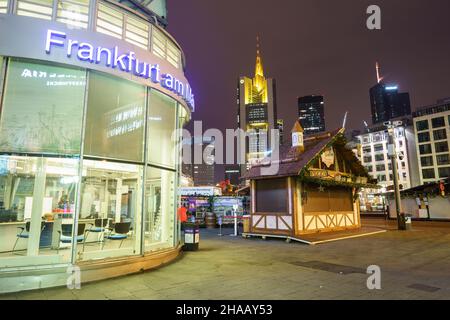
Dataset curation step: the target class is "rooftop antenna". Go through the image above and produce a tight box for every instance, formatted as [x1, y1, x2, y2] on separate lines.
[342, 111, 348, 129]
[363, 120, 369, 132]
[376, 61, 383, 83]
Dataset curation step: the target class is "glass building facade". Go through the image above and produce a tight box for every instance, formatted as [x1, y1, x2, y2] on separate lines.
[369, 83, 411, 125]
[0, 0, 192, 293]
[298, 95, 325, 134]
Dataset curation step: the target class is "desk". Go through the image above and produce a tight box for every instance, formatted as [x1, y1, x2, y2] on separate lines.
[0, 219, 95, 253]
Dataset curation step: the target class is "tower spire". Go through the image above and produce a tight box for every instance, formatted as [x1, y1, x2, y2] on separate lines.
[254, 35, 265, 91]
[376, 61, 382, 83]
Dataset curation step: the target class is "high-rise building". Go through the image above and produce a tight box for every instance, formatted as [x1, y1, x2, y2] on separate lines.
[298, 95, 325, 134]
[370, 62, 411, 125]
[224, 164, 241, 186]
[277, 119, 284, 145]
[237, 36, 277, 174]
[182, 136, 215, 186]
[412, 98, 450, 184]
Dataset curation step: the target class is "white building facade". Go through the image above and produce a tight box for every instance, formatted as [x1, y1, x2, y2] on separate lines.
[413, 99, 450, 184]
[356, 122, 420, 211]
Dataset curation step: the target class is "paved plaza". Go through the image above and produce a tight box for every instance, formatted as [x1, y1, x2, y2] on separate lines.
[2, 218, 450, 300]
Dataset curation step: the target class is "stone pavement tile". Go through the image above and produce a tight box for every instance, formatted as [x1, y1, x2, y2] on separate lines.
[6, 220, 450, 300]
[103, 289, 134, 299]
[71, 288, 108, 300]
[108, 295, 138, 300]
[44, 290, 77, 300]
[119, 283, 150, 292]
[132, 288, 168, 299]
[16, 290, 51, 300]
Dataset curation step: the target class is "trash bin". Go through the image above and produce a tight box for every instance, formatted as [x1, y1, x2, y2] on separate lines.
[404, 213, 412, 230]
[242, 215, 250, 233]
[398, 213, 412, 230]
[183, 222, 199, 251]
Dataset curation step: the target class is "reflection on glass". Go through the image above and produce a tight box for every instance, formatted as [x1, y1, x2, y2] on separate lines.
[84, 72, 145, 162]
[78, 159, 142, 261]
[0, 59, 86, 154]
[0, 155, 78, 266]
[144, 166, 175, 251]
[147, 89, 177, 168]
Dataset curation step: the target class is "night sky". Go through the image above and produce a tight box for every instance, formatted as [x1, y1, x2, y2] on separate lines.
[167, 0, 450, 182]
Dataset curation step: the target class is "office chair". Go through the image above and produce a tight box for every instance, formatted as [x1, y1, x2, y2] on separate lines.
[12, 221, 46, 252]
[103, 221, 131, 249]
[57, 223, 86, 254]
[82, 218, 110, 251]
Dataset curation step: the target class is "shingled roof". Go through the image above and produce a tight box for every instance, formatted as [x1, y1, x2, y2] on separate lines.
[242, 128, 375, 186]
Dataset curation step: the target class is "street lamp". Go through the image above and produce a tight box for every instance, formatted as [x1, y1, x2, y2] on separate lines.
[385, 121, 410, 230]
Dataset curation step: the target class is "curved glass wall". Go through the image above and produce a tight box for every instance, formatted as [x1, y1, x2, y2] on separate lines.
[0, 57, 188, 268]
[84, 71, 145, 162]
[0, 59, 86, 154]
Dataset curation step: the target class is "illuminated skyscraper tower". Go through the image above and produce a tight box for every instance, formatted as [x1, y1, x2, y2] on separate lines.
[237, 36, 277, 175]
[370, 62, 411, 124]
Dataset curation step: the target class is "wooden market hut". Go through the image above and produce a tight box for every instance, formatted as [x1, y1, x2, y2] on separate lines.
[242, 122, 378, 237]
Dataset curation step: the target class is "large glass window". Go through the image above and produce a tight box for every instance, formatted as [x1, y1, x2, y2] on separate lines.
[420, 156, 433, 167]
[56, 0, 89, 29]
[422, 168, 435, 179]
[417, 132, 430, 143]
[433, 129, 447, 141]
[78, 159, 143, 261]
[0, 155, 79, 267]
[125, 15, 149, 50]
[363, 156, 372, 163]
[435, 141, 449, 153]
[144, 166, 175, 252]
[436, 154, 450, 166]
[147, 89, 177, 169]
[416, 120, 429, 131]
[432, 117, 445, 128]
[374, 144, 383, 152]
[0, 59, 86, 154]
[151, 27, 167, 60]
[166, 41, 181, 69]
[84, 71, 145, 162]
[96, 2, 124, 39]
[16, 0, 53, 20]
[151, 27, 181, 69]
[0, 0, 7, 13]
[438, 167, 450, 179]
[419, 144, 432, 155]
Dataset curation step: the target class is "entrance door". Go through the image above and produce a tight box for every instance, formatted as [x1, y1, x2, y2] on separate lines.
[144, 180, 161, 245]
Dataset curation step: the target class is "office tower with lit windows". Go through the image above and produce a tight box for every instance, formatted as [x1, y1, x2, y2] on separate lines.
[298, 95, 325, 134]
[237, 37, 277, 175]
[182, 136, 215, 186]
[370, 62, 411, 125]
[224, 164, 241, 186]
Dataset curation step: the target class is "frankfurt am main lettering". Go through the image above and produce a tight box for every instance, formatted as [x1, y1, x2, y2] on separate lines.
[45, 29, 195, 110]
